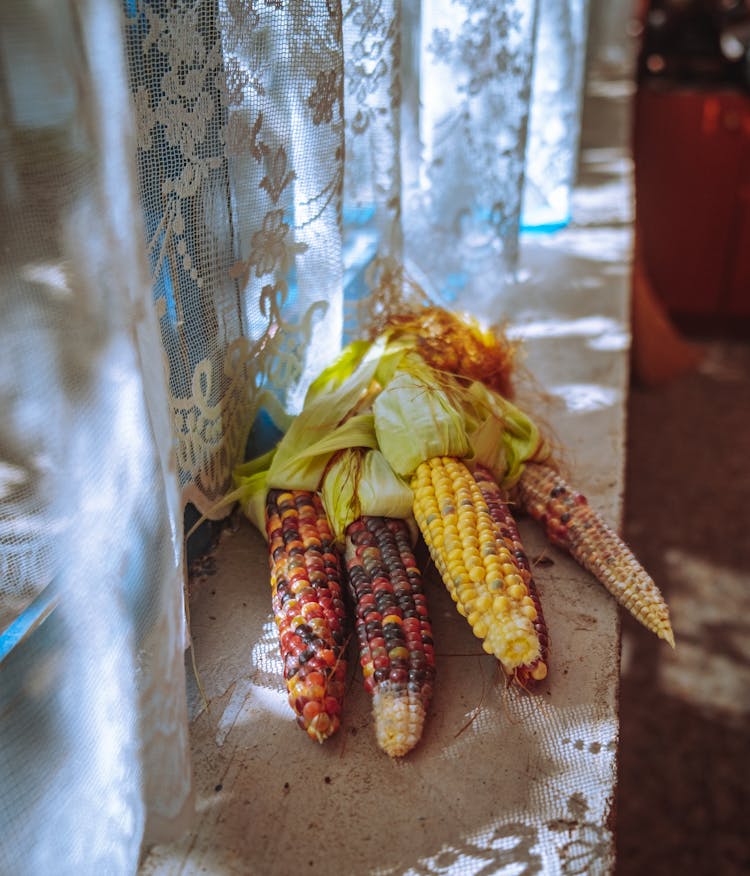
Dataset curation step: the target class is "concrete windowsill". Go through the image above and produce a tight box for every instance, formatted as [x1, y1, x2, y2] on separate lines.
[140, 64, 634, 876]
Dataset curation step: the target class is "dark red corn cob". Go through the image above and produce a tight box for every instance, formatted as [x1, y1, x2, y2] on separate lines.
[265, 489, 349, 742]
[473, 464, 549, 688]
[345, 516, 436, 757]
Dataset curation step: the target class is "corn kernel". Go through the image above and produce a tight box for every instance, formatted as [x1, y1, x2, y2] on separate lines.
[468, 565, 486, 583]
[508, 583, 526, 600]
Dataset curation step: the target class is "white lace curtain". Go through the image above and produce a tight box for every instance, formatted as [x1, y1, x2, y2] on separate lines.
[0, 1, 593, 872]
[126, 0, 556, 520]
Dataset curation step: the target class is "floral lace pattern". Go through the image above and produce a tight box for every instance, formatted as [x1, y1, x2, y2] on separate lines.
[126, 0, 345, 514]
[403, 0, 537, 300]
[125, 0, 541, 514]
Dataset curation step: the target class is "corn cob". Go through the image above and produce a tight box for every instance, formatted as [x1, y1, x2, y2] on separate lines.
[410, 456, 544, 677]
[265, 488, 349, 742]
[472, 464, 549, 687]
[345, 516, 435, 757]
[515, 461, 675, 647]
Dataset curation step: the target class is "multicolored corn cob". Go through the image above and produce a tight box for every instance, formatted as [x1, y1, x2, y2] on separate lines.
[515, 461, 675, 647]
[345, 516, 436, 757]
[410, 456, 544, 677]
[265, 489, 349, 742]
[472, 464, 549, 687]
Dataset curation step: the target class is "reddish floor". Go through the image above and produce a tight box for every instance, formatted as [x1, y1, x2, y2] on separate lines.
[617, 341, 750, 875]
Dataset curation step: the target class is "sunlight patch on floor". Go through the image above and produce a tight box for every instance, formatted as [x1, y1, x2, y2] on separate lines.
[658, 548, 750, 720]
[509, 315, 620, 340]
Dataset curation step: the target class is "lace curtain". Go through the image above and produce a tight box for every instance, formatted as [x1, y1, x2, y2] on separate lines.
[0, 0, 594, 872]
[123, 0, 549, 521]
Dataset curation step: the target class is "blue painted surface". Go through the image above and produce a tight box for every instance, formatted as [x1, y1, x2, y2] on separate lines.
[439, 272, 467, 302]
[520, 216, 571, 233]
[244, 407, 285, 459]
[0, 585, 58, 664]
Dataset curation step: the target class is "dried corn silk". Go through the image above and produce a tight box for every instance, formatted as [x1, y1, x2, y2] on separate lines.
[381, 306, 518, 399]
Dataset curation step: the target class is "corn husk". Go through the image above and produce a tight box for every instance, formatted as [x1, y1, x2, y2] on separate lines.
[231, 448, 277, 536]
[304, 338, 375, 404]
[320, 447, 414, 542]
[263, 336, 393, 492]
[267, 412, 378, 490]
[463, 381, 549, 488]
[304, 334, 409, 406]
[231, 336, 403, 537]
[232, 308, 545, 537]
[373, 354, 471, 477]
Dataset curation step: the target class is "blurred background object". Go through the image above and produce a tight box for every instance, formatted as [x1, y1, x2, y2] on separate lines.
[633, 0, 750, 338]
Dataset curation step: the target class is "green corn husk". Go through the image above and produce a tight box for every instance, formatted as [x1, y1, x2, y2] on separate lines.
[372, 354, 471, 478]
[304, 333, 409, 406]
[267, 411, 378, 491]
[231, 334, 406, 531]
[304, 339, 375, 404]
[320, 447, 414, 543]
[262, 336, 393, 492]
[462, 381, 549, 488]
[231, 410, 378, 537]
[231, 312, 548, 537]
[231, 447, 277, 536]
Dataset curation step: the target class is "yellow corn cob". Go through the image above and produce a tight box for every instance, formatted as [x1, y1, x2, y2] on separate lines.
[516, 461, 675, 647]
[411, 456, 543, 676]
[265, 489, 349, 742]
[345, 516, 435, 757]
[473, 464, 549, 687]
